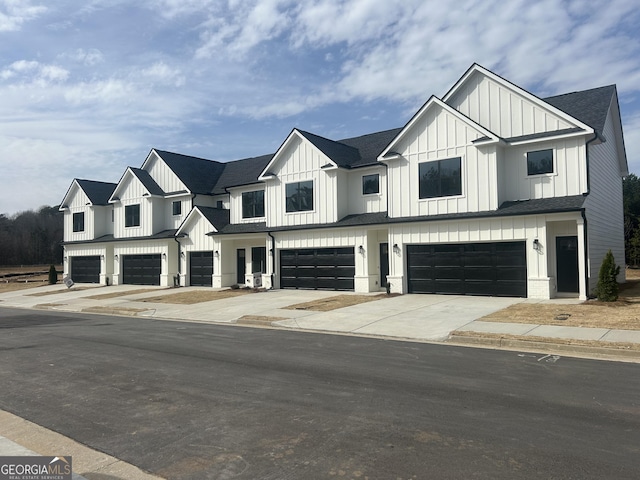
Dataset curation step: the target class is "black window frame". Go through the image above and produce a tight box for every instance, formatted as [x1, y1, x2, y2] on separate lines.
[285, 180, 314, 213]
[418, 157, 462, 199]
[125, 204, 141, 227]
[527, 149, 554, 176]
[242, 190, 265, 218]
[72, 212, 85, 232]
[172, 200, 181, 216]
[362, 174, 380, 195]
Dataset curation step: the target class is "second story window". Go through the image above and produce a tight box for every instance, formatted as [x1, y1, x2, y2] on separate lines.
[527, 149, 554, 175]
[242, 190, 265, 218]
[72, 212, 84, 232]
[172, 201, 182, 216]
[125, 204, 140, 227]
[286, 180, 313, 212]
[419, 157, 462, 199]
[362, 174, 380, 195]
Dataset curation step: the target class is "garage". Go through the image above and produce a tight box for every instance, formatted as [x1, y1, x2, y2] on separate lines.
[70, 256, 100, 283]
[407, 241, 527, 297]
[189, 251, 213, 287]
[122, 254, 161, 285]
[280, 247, 355, 291]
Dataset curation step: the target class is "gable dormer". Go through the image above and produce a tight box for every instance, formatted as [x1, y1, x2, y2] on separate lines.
[60, 179, 116, 242]
[379, 96, 500, 218]
[443, 64, 592, 141]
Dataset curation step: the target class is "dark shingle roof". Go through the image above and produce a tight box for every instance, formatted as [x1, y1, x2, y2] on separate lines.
[61, 229, 178, 245]
[543, 85, 615, 135]
[194, 206, 230, 231]
[211, 154, 273, 194]
[130, 168, 164, 196]
[298, 130, 361, 168]
[338, 128, 403, 167]
[76, 179, 116, 205]
[155, 150, 226, 195]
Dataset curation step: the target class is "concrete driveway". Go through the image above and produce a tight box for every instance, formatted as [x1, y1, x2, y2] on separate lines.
[0, 284, 523, 342]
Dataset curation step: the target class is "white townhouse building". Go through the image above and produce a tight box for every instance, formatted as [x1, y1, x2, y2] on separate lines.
[60, 64, 628, 300]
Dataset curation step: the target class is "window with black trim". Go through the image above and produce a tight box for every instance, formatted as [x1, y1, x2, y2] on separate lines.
[172, 201, 181, 216]
[527, 149, 553, 175]
[242, 190, 265, 218]
[286, 180, 313, 212]
[419, 157, 462, 199]
[362, 174, 380, 195]
[125, 204, 140, 227]
[72, 212, 84, 232]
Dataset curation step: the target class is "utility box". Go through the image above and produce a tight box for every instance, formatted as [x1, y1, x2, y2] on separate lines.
[246, 272, 262, 288]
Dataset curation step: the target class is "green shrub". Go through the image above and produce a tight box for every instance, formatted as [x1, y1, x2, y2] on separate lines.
[595, 250, 620, 302]
[48, 264, 58, 285]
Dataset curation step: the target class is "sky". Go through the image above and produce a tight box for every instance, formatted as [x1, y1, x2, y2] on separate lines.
[1, 0, 640, 215]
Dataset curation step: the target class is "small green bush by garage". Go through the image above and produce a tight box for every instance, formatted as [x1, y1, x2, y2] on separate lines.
[595, 250, 620, 302]
[48, 264, 58, 285]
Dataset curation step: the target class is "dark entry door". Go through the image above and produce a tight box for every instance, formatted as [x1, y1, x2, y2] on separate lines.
[237, 249, 246, 284]
[556, 236, 579, 293]
[380, 243, 389, 288]
[189, 251, 213, 287]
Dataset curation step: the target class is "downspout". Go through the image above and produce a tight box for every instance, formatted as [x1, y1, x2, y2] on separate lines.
[174, 235, 182, 287]
[581, 133, 599, 297]
[267, 231, 275, 289]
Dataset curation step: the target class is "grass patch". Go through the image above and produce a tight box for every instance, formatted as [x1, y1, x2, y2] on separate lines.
[284, 294, 388, 312]
[140, 288, 254, 304]
[27, 287, 92, 297]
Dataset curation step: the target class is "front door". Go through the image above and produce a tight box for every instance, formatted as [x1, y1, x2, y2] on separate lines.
[556, 236, 579, 293]
[237, 249, 246, 285]
[380, 243, 389, 288]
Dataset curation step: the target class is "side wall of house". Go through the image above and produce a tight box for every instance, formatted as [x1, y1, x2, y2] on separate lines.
[346, 166, 387, 215]
[64, 188, 94, 242]
[584, 105, 626, 291]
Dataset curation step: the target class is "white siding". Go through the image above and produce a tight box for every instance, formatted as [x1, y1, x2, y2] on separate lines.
[346, 166, 387, 215]
[584, 107, 626, 289]
[386, 103, 497, 218]
[113, 175, 154, 238]
[265, 136, 338, 228]
[64, 186, 94, 242]
[229, 185, 266, 224]
[498, 137, 588, 202]
[447, 72, 574, 138]
[145, 153, 188, 194]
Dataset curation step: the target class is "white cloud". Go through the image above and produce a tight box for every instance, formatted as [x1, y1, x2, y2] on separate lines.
[0, 0, 46, 32]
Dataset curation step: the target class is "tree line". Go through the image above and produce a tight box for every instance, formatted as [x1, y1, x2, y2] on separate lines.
[0, 206, 63, 266]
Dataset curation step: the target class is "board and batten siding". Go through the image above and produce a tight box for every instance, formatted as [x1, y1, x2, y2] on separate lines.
[64, 187, 94, 242]
[113, 175, 155, 238]
[345, 166, 387, 215]
[229, 185, 266, 224]
[446, 72, 574, 138]
[498, 137, 588, 203]
[145, 153, 189, 194]
[584, 107, 626, 288]
[265, 136, 338, 228]
[386, 103, 498, 218]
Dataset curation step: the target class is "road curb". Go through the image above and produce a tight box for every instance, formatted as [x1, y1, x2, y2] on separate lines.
[448, 334, 640, 361]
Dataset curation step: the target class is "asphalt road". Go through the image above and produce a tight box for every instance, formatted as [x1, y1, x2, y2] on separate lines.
[0, 306, 638, 480]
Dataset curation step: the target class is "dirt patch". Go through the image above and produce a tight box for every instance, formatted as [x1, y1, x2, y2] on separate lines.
[86, 289, 165, 300]
[82, 306, 151, 316]
[140, 288, 255, 304]
[284, 294, 389, 312]
[27, 287, 93, 297]
[0, 265, 63, 293]
[450, 330, 640, 352]
[479, 268, 640, 330]
[0, 282, 49, 293]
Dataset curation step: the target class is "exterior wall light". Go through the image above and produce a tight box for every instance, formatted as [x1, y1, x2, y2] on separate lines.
[533, 239, 541, 251]
[162, 253, 167, 259]
[114, 254, 118, 260]
[214, 250, 220, 257]
[358, 245, 365, 254]
[393, 244, 401, 255]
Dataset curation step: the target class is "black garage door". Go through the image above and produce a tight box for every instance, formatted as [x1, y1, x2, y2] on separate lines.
[190, 251, 213, 287]
[122, 254, 161, 285]
[407, 242, 527, 297]
[280, 248, 355, 291]
[70, 256, 100, 283]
